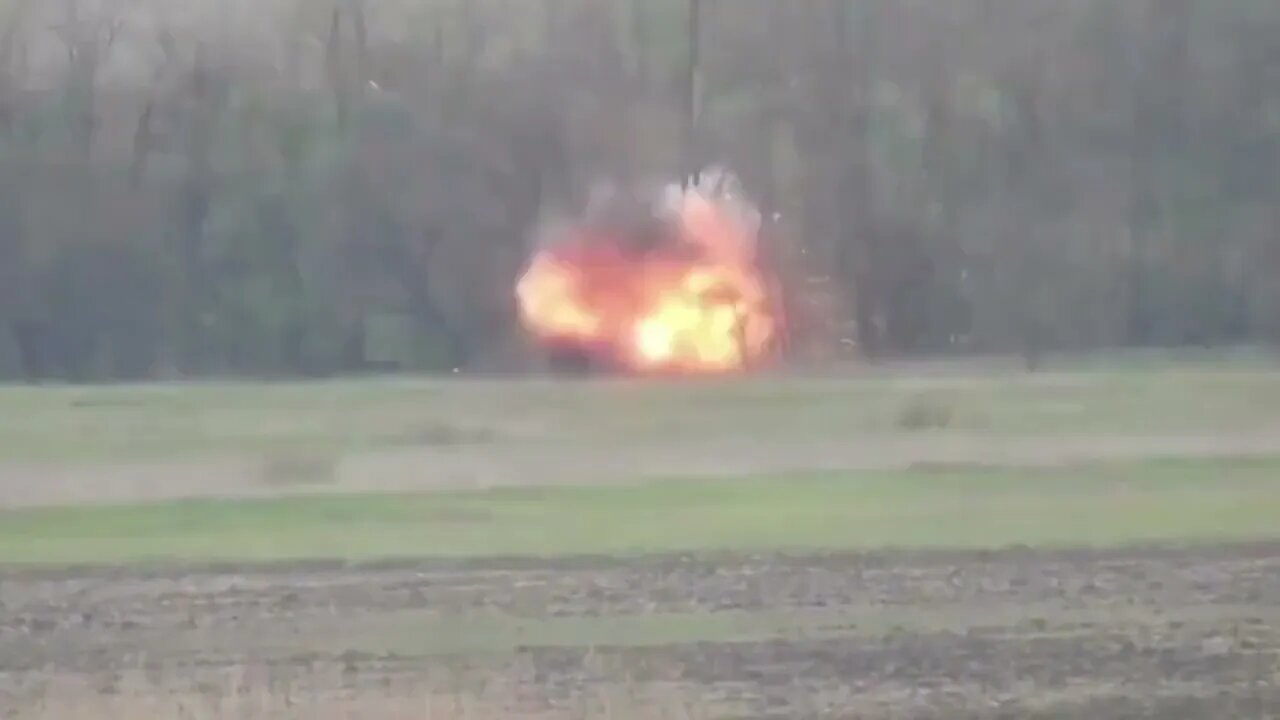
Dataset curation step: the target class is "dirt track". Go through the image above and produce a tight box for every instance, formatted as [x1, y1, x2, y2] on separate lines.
[3, 545, 1279, 718]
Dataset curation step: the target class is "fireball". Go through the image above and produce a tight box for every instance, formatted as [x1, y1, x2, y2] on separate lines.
[515, 175, 780, 374]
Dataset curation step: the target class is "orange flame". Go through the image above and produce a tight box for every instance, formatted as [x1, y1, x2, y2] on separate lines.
[516, 187, 779, 373]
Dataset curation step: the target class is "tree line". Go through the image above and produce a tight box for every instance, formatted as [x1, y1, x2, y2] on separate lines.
[0, 0, 1277, 381]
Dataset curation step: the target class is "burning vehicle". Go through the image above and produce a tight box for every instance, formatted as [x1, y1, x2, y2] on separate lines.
[515, 168, 783, 375]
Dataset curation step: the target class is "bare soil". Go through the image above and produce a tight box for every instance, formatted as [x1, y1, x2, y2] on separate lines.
[3, 545, 1279, 718]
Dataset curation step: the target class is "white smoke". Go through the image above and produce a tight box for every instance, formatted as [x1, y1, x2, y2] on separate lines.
[660, 164, 762, 261]
[530, 165, 763, 258]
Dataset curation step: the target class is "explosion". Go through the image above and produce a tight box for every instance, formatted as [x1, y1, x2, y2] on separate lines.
[516, 170, 781, 374]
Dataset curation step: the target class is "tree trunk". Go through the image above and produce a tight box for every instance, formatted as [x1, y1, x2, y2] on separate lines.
[832, 0, 880, 358]
[682, 0, 701, 189]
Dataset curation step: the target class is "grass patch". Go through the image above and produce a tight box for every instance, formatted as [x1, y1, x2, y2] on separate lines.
[257, 449, 341, 487]
[2, 457, 1279, 566]
[896, 392, 956, 430]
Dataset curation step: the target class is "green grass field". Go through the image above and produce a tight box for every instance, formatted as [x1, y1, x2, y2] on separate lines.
[3, 359, 1280, 565]
[3, 458, 1279, 565]
[2, 362, 1280, 465]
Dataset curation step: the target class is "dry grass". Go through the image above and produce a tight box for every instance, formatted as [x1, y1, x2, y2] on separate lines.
[11, 668, 713, 720]
[257, 449, 341, 487]
[17, 693, 602, 720]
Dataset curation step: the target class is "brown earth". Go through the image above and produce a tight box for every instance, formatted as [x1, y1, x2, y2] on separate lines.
[3, 545, 1279, 718]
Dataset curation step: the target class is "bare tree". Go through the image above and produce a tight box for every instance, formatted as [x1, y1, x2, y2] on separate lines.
[51, 0, 123, 161]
